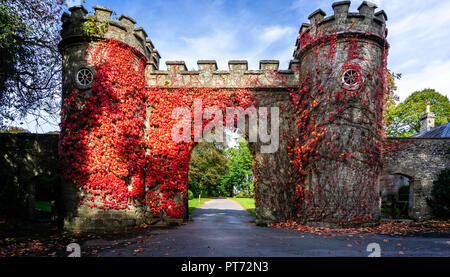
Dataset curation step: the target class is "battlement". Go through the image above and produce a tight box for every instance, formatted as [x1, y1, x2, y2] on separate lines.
[146, 60, 301, 88]
[294, 1, 388, 58]
[60, 5, 160, 68]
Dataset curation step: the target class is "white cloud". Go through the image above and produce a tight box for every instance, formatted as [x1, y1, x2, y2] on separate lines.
[259, 26, 295, 43]
[160, 29, 240, 70]
[159, 22, 297, 70]
[385, 0, 450, 100]
[396, 59, 450, 100]
[393, 59, 418, 72]
[388, 1, 450, 38]
[371, 0, 382, 7]
[66, 0, 82, 7]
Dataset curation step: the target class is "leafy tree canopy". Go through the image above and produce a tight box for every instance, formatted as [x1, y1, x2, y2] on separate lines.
[188, 140, 229, 197]
[0, 126, 30, 133]
[221, 139, 254, 197]
[385, 89, 450, 137]
[0, 0, 66, 129]
[384, 70, 401, 111]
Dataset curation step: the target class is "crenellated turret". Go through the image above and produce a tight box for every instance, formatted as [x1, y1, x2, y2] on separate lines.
[59, 5, 157, 61]
[294, 1, 388, 58]
[58, 5, 163, 231]
[290, 1, 389, 227]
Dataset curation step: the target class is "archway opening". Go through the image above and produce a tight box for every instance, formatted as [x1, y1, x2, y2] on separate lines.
[186, 129, 255, 219]
[380, 174, 411, 219]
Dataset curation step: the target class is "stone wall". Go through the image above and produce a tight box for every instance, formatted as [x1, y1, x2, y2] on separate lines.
[2, 134, 448, 227]
[0, 133, 182, 230]
[0, 133, 60, 219]
[249, 88, 299, 225]
[383, 137, 450, 220]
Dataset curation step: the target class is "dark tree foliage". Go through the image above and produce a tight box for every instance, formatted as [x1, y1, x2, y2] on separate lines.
[0, 0, 66, 129]
[428, 168, 450, 219]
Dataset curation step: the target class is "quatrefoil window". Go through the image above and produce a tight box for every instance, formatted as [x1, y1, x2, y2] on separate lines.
[342, 69, 359, 87]
[76, 68, 94, 87]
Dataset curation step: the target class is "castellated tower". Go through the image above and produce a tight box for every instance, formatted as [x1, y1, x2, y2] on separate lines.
[292, 1, 388, 227]
[58, 6, 161, 230]
[59, 5, 160, 98]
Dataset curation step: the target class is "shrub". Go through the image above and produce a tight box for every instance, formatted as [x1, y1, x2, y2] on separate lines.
[34, 175, 55, 202]
[428, 168, 450, 218]
[188, 190, 194, 200]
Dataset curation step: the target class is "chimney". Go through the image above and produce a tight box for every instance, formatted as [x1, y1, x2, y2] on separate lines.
[420, 104, 436, 133]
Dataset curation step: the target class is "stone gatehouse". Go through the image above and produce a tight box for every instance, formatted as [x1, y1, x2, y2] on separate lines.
[3, 1, 440, 231]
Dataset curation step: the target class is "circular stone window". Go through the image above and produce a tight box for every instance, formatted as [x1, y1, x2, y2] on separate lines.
[341, 69, 360, 89]
[75, 68, 94, 89]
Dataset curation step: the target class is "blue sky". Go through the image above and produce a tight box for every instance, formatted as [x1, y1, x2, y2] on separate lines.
[29, 0, 450, 132]
[66, 0, 450, 100]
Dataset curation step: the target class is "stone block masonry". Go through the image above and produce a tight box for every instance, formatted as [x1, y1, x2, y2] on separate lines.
[383, 138, 450, 220]
[53, 1, 447, 231]
[0, 133, 60, 220]
[57, 1, 390, 230]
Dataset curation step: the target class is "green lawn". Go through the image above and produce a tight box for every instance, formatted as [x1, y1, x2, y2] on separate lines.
[35, 201, 52, 212]
[381, 207, 401, 214]
[188, 197, 212, 214]
[230, 197, 255, 217]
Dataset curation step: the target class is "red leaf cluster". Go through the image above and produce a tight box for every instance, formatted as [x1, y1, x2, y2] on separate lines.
[59, 39, 253, 218]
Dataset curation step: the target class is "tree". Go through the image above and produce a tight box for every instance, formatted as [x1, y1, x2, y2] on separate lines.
[0, 126, 30, 133]
[382, 70, 401, 129]
[384, 71, 401, 111]
[385, 89, 450, 137]
[188, 140, 229, 197]
[0, 0, 66, 128]
[428, 168, 450, 219]
[221, 139, 254, 197]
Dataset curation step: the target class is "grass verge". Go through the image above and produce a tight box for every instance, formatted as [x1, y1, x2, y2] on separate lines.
[35, 201, 52, 212]
[188, 197, 212, 214]
[230, 197, 255, 217]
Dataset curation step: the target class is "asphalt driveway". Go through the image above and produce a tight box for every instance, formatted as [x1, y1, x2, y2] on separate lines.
[84, 199, 450, 257]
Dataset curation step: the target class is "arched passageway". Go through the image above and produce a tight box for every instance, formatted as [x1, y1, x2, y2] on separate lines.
[380, 173, 412, 219]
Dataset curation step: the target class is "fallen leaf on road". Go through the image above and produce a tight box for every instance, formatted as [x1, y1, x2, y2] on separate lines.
[133, 248, 145, 254]
[268, 219, 450, 235]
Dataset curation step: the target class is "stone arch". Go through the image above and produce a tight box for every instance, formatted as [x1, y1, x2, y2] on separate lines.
[381, 167, 423, 219]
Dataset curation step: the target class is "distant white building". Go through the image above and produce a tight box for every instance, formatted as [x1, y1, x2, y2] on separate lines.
[224, 127, 242, 149]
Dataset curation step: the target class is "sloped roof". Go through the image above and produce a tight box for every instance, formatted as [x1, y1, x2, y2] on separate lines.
[411, 123, 450, 138]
